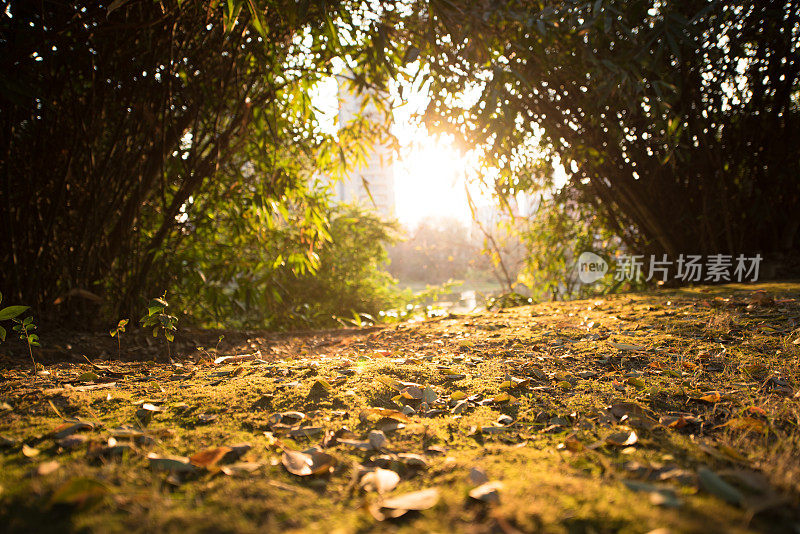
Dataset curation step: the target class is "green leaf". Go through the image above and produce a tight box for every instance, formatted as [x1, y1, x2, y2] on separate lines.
[0, 305, 29, 321]
[77, 371, 99, 382]
[0, 325, 5, 342]
[246, 0, 267, 39]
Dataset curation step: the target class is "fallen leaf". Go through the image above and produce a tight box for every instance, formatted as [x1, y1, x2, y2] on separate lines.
[281, 449, 336, 476]
[372, 488, 440, 520]
[497, 414, 514, 425]
[139, 402, 163, 412]
[213, 353, 257, 365]
[53, 421, 94, 439]
[450, 391, 466, 401]
[189, 446, 232, 469]
[377, 375, 401, 391]
[606, 430, 638, 447]
[660, 415, 689, 429]
[308, 380, 332, 398]
[400, 386, 423, 401]
[0, 435, 19, 448]
[76, 371, 100, 382]
[22, 444, 40, 458]
[469, 481, 503, 503]
[451, 400, 469, 415]
[720, 417, 767, 434]
[626, 377, 646, 389]
[359, 408, 411, 423]
[492, 393, 511, 403]
[360, 468, 400, 494]
[696, 391, 722, 403]
[609, 402, 652, 420]
[396, 453, 428, 468]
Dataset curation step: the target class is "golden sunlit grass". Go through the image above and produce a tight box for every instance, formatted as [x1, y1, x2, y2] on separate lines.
[1, 282, 799, 533]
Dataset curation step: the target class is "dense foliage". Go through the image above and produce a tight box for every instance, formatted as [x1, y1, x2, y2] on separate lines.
[169, 201, 400, 330]
[0, 0, 403, 324]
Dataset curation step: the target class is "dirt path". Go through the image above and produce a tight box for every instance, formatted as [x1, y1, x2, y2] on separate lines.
[1, 282, 799, 533]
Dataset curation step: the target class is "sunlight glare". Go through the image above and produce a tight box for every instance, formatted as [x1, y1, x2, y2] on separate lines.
[394, 135, 475, 227]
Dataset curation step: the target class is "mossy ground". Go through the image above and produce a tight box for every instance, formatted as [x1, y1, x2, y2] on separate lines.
[1, 282, 800, 533]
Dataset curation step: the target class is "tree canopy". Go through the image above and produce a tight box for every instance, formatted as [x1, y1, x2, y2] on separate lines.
[398, 0, 800, 267]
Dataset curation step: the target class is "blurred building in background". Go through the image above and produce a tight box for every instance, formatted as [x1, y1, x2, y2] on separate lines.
[332, 77, 396, 218]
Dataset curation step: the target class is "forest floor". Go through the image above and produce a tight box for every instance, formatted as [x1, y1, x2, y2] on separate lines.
[1, 282, 800, 533]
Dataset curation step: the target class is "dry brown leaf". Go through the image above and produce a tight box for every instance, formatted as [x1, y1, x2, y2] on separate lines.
[53, 421, 94, 439]
[189, 446, 232, 469]
[696, 391, 722, 403]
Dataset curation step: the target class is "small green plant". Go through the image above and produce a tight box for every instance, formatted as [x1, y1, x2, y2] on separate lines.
[0, 292, 30, 342]
[12, 316, 40, 374]
[109, 318, 129, 359]
[0, 292, 38, 373]
[139, 292, 178, 359]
